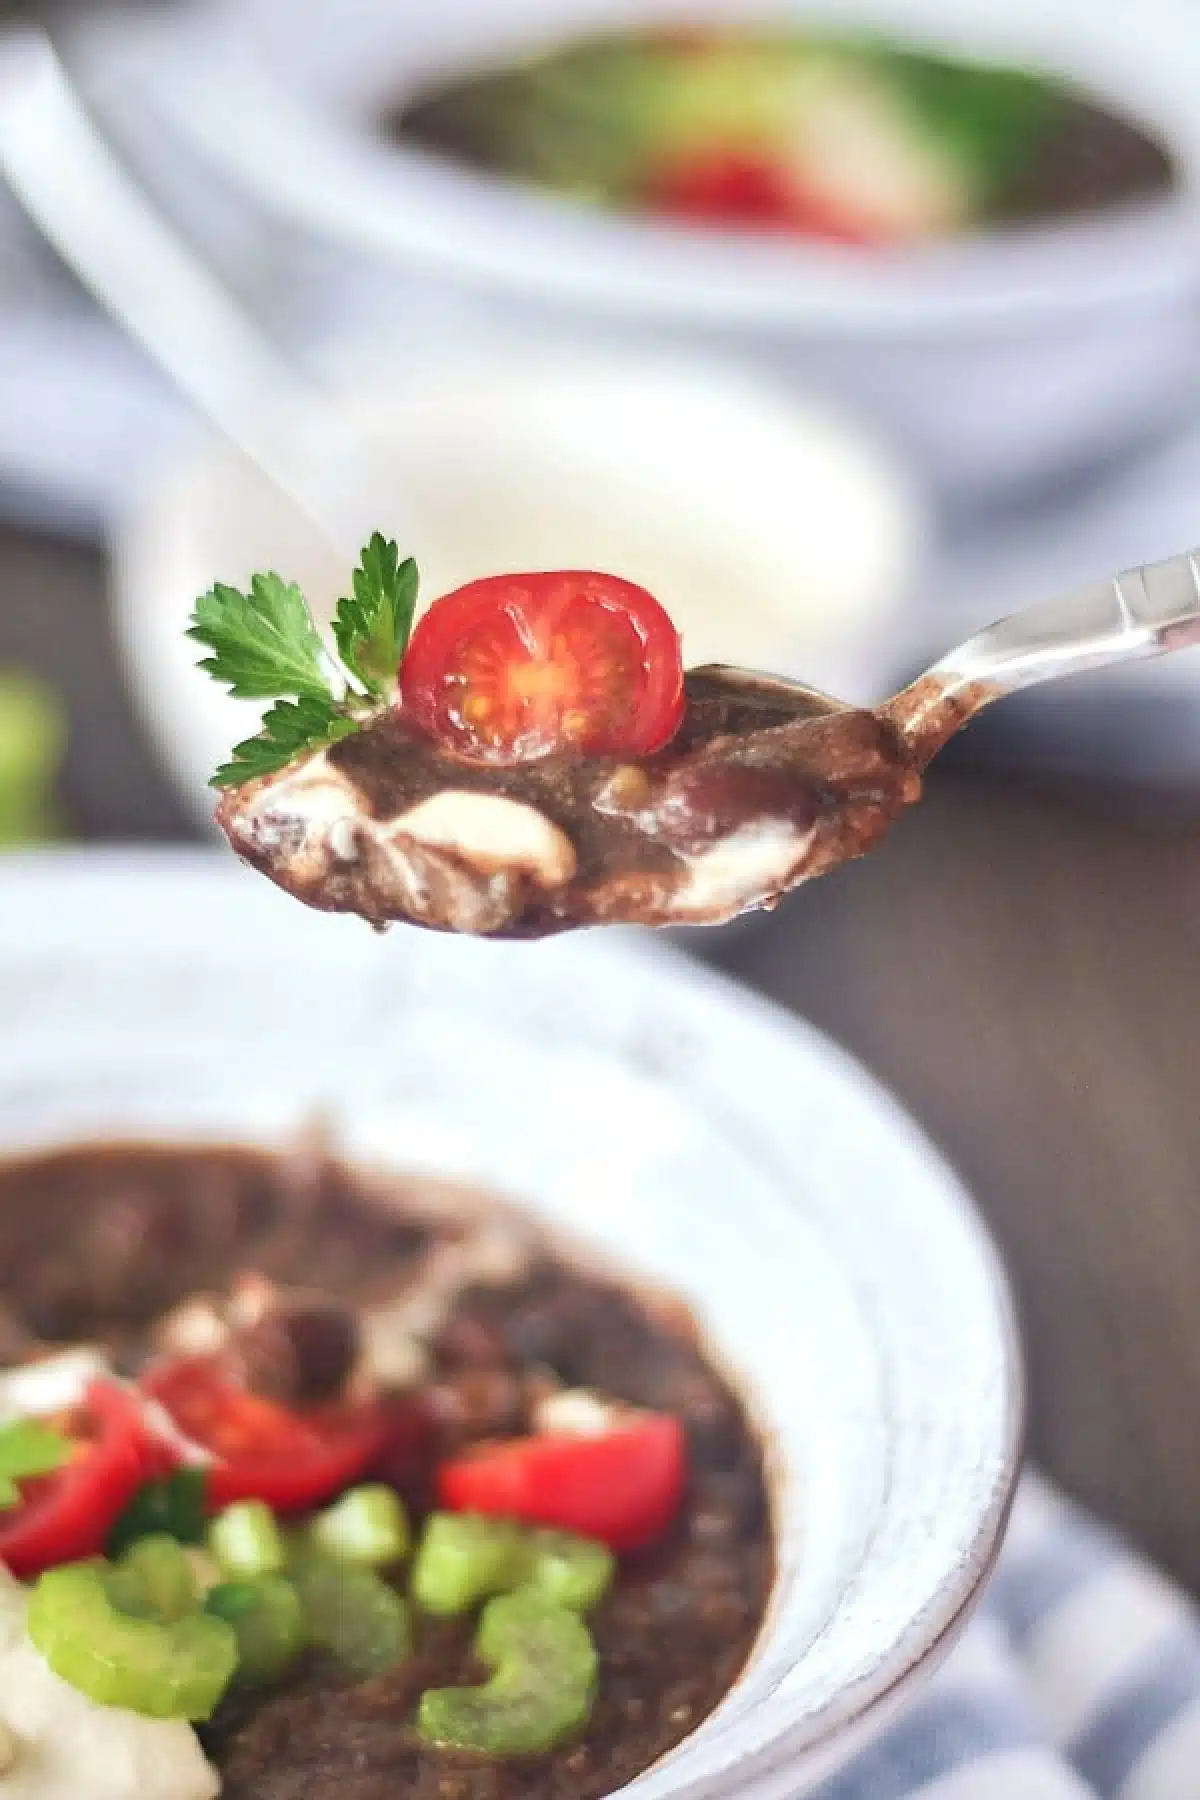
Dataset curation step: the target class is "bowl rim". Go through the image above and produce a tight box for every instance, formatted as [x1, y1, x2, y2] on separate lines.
[0, 847, 1025, 1791]
[98, 0, 1200, 338]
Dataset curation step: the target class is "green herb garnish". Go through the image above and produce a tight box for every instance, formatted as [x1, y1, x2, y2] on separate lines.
[189, 572, 332, 702]
[333, 537, 418, 702]
[108, 1468, 210, 1557]
[0, 1417, 73, 1507]
[187, 534, 418, 789]
[212, 697, 361, 789]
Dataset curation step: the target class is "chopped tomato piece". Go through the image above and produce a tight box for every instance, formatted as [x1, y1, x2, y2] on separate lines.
[648, 149, 798, 227]
[647, 149, 878, 242]
[141, 1357, 389, 1515]
[0, 1381, 154, 1578]
[437, 1414, 686, 1553]
[399, 571, 685, 765]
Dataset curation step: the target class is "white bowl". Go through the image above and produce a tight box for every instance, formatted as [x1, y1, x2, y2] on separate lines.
[0, 848, 1022, 1792]
[120, 0, 1200, 496]
[109, 344, 924, 830]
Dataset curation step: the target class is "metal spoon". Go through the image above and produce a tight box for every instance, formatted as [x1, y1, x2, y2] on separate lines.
[0, 21, 401, 561]
[210, 545, 1200, 939]
[880, 543, 1200, 764]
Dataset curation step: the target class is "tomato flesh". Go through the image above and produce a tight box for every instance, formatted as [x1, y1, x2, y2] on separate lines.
[0, 1382, 154, 1578]
[648, 149, 878, 242]
[437, 1414, 686, 1553]
[141, 1357, 389, 1516]
[399, 571, 685, 764]
[649, 149, 798, 228]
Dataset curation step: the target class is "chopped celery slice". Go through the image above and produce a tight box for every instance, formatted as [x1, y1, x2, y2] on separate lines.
[29, 1561, 236, 1720]
[310, 1484, 409, 1568]
[205, 1575, 305, 1686]
[209, 1499, 287, 1579]
[526, 1530, 615, 1613]
[411, 1513, 527, 1617]
[418, 1589, 596, 1755]
[113, 1535, 200, 1623]
[290, 1551, 410, 1677]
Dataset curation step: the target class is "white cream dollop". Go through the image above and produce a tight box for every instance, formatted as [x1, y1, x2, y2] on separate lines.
[669, 820, 818, 923]
[392, 791, 576, 887]
[0, 1571, 219, 1800]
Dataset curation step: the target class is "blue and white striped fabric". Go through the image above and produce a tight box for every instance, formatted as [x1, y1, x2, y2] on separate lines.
[808, 1474, 1200, 1800]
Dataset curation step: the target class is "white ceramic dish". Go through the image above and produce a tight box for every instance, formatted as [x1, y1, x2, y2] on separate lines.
[109, 343, 924, 831]
[112, 0, 1200, 495]
[0, 849, 1021, 1793]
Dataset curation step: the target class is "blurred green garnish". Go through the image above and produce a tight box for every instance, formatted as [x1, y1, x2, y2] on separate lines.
[0, 668, 66, 845]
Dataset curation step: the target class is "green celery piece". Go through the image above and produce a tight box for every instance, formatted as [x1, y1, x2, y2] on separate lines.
[208, 1499, 287, 1579]
[289, 1551, 410, 1678]
[0, 1417, 72, 1506]
[645, 38, 817, 158]
[309, 1484, 410, 1569]
[411, 1513, 528, 1617]
[205, 1575, 306, 1687]
[526, 1530, 615, 1613]
[29, 1562, 237, 1721]
[112, 1535, 199, 1623]
[418, 1589, 597, 1755]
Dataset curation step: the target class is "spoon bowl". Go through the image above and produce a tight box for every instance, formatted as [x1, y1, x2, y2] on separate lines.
[207, 543, 1200, 937]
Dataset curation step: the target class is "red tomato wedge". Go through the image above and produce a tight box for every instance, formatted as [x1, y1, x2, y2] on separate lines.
[648, 149, 799, 228]
[141, 1357, 389, 1515]
[648, 149, 878, 243]
[437, 1413, 686, 1553]
[399, 571, 685, 765]
[0, 1381, 154, 1578]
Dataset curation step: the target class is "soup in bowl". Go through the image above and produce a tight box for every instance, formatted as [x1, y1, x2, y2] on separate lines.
[392, 24, 1175, 246]
[135, 0, 1200, 492]
[0, 850, 1021, 1793]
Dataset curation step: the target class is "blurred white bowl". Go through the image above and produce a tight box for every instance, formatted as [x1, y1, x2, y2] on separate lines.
[110, 343, 924, 828]
[0, 848, 1022, 1792]
[126, 0, 1200, 497]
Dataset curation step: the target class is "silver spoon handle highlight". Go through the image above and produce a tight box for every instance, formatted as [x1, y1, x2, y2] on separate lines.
[930, 549, 1200, 697]
[888, 549, 1200, 761]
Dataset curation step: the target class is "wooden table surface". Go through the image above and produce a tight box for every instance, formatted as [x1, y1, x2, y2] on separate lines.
[5, 522, 1200, 1588]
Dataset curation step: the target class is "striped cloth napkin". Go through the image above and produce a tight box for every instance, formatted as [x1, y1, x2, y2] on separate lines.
[809, 1473, 1200, 1800]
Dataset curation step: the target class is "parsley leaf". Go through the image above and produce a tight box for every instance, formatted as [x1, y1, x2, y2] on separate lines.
[210, 697, 359, 789]
[332, 534, 418, 701]
[108, 1468, 209, 1556]
[191, 542, 423, 788]
[188, 573, 333, 702]
[0, 1418, 72, 1508]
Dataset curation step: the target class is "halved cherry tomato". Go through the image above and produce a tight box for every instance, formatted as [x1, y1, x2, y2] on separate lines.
[399, 571, 685, 765]
[0, 1381, 154, 1578]
[437, 1414, 686, 1554]
[141, 1357, 389, 1516]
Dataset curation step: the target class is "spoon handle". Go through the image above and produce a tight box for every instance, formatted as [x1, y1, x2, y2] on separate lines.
[886, 548, 1200, 762]
[0, 24, 389, 559]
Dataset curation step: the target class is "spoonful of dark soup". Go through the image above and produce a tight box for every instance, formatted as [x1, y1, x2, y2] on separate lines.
[193, 539, 1200, 936]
